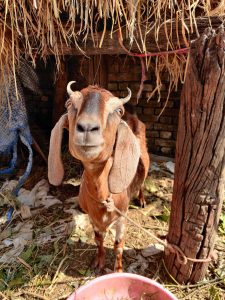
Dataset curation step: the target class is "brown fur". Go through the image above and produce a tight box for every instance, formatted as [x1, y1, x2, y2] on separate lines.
[48, 85, 150, 272]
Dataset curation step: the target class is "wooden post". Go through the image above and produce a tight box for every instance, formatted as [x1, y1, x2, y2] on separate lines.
[164, 27, 225, 283]
[52, 60, 68, 125]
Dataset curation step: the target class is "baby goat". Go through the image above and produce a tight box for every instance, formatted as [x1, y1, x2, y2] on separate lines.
[48, 82, 149, 272]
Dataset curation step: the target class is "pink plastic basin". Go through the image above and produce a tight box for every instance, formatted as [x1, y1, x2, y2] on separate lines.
[67, 273, 177, 300]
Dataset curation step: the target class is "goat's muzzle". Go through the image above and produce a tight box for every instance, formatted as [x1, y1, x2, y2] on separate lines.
[71, 118, 104, 160]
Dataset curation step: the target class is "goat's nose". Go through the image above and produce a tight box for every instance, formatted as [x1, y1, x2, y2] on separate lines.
[76, 121, 100, 133]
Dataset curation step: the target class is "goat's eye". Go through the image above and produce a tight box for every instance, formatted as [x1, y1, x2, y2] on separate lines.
[115, 107, 123, 116]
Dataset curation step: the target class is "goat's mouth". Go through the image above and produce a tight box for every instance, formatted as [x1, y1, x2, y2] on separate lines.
[81, 145, 102, 152]
[75, 142, 103, 148]
[75, 143, 103, 157]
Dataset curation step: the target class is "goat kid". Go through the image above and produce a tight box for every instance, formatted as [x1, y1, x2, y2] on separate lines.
[48, 82, 149, 272]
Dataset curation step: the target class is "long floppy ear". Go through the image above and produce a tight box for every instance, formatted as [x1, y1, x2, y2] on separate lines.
[109, 121, 140, 193]
[48, 114, 68, 186]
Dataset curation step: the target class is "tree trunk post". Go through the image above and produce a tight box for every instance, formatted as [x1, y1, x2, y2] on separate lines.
[164, 27, 225, 283]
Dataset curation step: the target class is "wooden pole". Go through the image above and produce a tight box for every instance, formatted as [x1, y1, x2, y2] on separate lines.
[164, 26, 225, 283]
[52, 60, 68, 125]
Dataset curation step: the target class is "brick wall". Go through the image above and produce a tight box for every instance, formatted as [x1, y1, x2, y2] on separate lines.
[25, 55, 181, 157]
[106, 56, 181, 157]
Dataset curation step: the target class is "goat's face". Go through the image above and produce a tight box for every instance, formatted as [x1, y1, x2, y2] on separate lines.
[66, 83, 131, 163]
[48, 82, 140, 191]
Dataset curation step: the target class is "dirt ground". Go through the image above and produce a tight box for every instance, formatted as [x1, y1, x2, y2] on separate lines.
[0, 155, 224, 300]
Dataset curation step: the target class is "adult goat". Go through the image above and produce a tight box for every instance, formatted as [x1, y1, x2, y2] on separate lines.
[48, 82, 149, 272]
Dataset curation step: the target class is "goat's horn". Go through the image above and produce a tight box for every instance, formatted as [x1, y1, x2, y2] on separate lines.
[120, 88, 132, 104]
[67, 81, 76, 96]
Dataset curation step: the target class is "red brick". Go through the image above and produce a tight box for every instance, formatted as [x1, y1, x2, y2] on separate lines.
[135, 107, 143, 114]
[159, 116, 172, 124]
[145, 122, 154, 130]
[108, 83, 118, 91]
[154, 123, 176, 131]
[118, 82, 128, 90]
[139, 99, 161, 108]
[107, 59, 119, 73]
[161, 147, 174, 155]
[160, 101, 174, 108]
[155, 139, 176, 147]
[110, 91, 120, 97]
[118, 90, 130, 97]
[143, 84, 153, 91]
[148, 131, 159, 138]
[139, 115, 158, 122]
[120, 62, 141, 73]
[155, 108, 179, 117]
[131, 83, 143, 91]
[143, 108, 155, 115]
[160, 131, 172, 139]
[148, 143, 160, 153]
[108, 72, 140, 81]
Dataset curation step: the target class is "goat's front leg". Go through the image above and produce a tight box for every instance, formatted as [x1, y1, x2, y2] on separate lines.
[114, 216, 126, 272]
[92, 229, 106, 271]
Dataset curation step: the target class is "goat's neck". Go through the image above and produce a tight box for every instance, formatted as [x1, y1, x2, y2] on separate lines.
[81, 158, 113, 202]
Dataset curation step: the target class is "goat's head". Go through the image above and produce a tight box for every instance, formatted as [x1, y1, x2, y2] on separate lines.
[48, 82, 140, 193]
[66, 81, 131, 162]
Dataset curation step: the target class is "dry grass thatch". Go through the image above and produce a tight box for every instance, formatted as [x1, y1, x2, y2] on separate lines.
[0, 1, 225, 98]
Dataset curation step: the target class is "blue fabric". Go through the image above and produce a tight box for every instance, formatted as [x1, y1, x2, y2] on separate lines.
[0, 141, 18, 175]
[0, 92, 33, 195]
[0, 59, 40, 195]
[6, 207, 14, 222]
[13, 132, 33, 196]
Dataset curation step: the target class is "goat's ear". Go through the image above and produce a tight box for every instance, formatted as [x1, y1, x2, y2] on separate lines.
[48, 114, 68, 186]
[109, 121, 140, 193]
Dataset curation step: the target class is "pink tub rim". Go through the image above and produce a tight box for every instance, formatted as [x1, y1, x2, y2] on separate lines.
[67, 272, 178, 300]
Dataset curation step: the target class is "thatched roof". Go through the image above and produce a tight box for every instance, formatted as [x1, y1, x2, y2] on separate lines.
[0, 1, 225, 98]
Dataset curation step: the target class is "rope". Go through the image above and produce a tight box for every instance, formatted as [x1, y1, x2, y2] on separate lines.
[103, 195, 212, 265]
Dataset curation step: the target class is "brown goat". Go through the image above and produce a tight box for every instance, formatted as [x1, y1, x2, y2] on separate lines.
[48, 82, 150, 272]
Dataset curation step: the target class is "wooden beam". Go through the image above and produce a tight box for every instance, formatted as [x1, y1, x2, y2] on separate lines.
[54, 17, 224, 56]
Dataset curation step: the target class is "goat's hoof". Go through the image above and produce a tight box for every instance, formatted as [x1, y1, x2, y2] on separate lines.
[139, 198, 146, 208]
[91, 256, 105, 272]
[133, 198, 146, 208]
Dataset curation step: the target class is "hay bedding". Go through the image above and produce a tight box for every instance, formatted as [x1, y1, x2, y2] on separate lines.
[0, 157, 224, 300]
